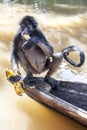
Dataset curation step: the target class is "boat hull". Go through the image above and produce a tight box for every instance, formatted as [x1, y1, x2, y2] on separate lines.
[22, 77, 87, 126]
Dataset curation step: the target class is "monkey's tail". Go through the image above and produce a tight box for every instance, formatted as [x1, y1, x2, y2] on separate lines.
[61, 45, 85, 67]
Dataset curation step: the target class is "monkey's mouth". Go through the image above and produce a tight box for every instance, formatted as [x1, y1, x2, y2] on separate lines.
[22, 34, 30, 40]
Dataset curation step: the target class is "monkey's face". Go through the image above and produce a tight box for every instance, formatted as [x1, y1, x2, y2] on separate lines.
[19, 16, 38, 40]
[21, 22, 34, 40]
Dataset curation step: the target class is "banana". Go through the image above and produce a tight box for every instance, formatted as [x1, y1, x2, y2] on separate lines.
[6, 68, 24, 96]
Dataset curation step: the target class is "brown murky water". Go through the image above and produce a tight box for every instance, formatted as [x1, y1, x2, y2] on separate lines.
[0, 3, 87, 130]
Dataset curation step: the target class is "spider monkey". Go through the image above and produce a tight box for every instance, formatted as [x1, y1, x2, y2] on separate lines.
[11, 15, 85, 88]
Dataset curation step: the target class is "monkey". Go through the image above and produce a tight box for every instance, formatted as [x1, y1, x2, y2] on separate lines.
[11, 15, 85, 88]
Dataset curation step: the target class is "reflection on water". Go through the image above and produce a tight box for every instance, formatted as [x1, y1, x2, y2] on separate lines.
[0, 2, 87, 130]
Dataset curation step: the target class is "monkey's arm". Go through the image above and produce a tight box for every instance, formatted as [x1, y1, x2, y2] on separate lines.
[22, 36, 53, 57]
[11, 33, 21, 70]
[37, 41, 53, 57]
[35, 29, 53, 56]
[11, 48, 19, 70]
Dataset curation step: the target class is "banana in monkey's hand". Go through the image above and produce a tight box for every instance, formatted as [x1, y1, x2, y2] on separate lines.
[22, 34, 30, 40]
[6, 68, 24, 96]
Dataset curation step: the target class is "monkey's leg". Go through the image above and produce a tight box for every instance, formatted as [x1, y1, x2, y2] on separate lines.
[44, 52, 63, 88]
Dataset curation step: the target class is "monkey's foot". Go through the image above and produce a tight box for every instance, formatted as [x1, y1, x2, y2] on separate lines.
[44, 77, 59, 89]
[23, 73, 34, 84]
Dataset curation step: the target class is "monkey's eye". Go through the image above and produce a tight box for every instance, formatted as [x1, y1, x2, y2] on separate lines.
[21, 24, 26, 30]
[27, 25, 33, 30]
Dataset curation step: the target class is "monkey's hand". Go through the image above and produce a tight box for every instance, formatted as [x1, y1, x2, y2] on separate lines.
[22, 36, 38, 50]
[6, 68, 24, 96]
[6, 68, 21, 84]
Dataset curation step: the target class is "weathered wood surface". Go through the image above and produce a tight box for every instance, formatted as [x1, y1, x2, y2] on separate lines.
[22, 77, 87, 126]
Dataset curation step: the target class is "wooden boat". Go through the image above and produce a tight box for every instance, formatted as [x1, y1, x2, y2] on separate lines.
[21, 77, 87, 126]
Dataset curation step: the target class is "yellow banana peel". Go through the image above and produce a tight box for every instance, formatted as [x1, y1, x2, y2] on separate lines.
[6, 68, 24, 96]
